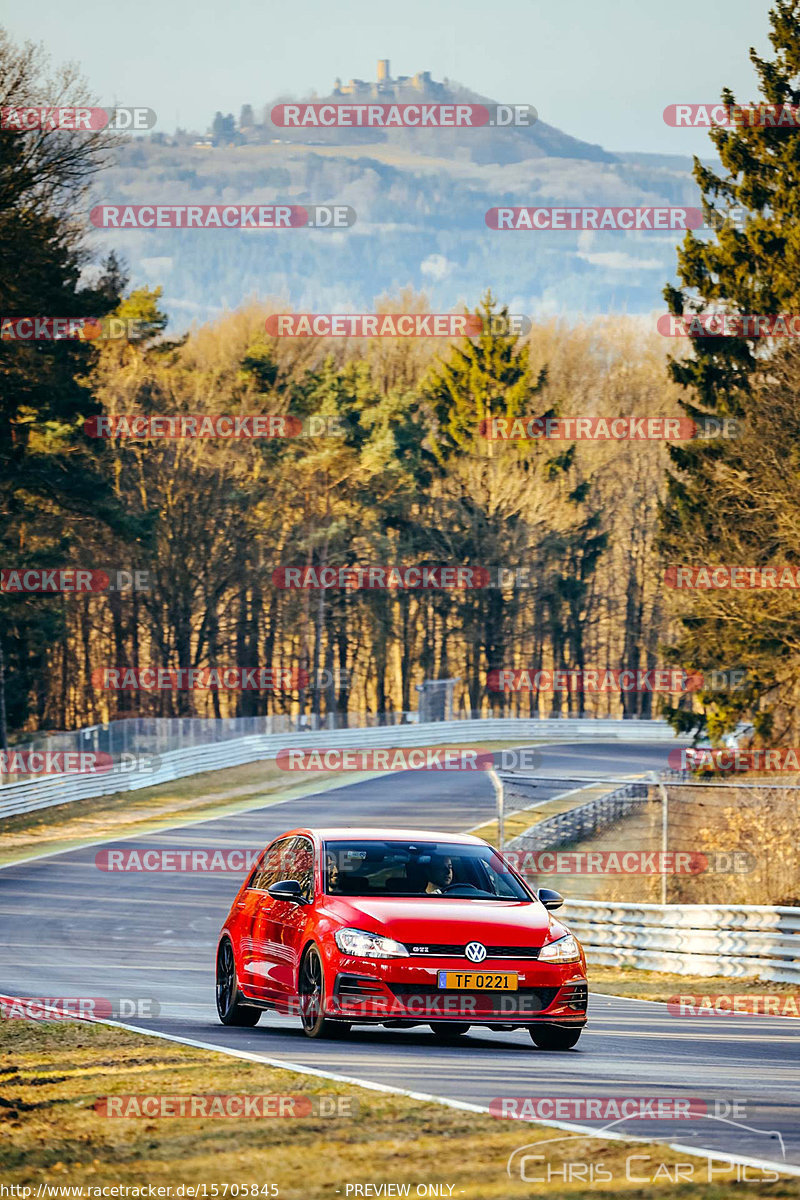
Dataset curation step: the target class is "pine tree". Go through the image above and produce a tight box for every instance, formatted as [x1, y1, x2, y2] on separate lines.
[660, 0, 800, 739]
[422, 291, 549, 461]
[0, 34, 137, 739]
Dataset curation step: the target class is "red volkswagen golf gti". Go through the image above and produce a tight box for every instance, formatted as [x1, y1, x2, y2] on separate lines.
[215, 827, 588, 1049]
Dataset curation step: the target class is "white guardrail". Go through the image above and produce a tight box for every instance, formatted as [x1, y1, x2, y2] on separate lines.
[0, 717, 676, 820]
[562, 900, 800, 984]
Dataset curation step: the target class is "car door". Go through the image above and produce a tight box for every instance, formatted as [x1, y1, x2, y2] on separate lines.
[240, 837, 293, 999]
[268, 835, 316, 1001]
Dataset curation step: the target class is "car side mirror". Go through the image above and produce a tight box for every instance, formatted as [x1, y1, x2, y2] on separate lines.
[537, 887, 564, 911]
[267, 879, 308, 905]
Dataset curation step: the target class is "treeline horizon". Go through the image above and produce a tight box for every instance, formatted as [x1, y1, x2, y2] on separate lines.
[1, 287, 691, 737]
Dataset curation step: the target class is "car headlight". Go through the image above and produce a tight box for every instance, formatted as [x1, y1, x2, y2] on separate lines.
[334, 928, 409, 959]
[538, 934, 581, 963]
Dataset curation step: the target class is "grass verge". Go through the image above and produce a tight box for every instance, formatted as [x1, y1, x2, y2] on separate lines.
[1, 1021, 797, 1198]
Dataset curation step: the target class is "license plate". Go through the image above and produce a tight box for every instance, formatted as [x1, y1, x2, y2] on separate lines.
[437, 971, 518, 991]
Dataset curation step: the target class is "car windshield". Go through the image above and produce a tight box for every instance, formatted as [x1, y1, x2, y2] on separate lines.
[322, 840, 531, 900]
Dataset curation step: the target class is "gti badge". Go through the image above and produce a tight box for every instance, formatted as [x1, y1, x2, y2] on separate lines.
[465, 941, 487, 963]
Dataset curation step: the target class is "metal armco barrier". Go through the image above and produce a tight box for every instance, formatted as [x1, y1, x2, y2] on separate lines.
[562, 899, 800, 984]
[505, 781, 649, 851]
[0, 717, 676, 819]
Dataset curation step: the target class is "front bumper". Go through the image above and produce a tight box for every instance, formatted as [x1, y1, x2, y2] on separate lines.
[324, 954, 588, 1026]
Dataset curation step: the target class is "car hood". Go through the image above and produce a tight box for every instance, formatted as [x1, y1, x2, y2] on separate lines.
[322, 896, 554, 945]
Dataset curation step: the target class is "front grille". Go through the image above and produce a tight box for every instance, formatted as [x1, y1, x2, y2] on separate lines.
[486, 945, 541, 959]
[387, 983, 559, 1013]
[403, 943, 541, 959]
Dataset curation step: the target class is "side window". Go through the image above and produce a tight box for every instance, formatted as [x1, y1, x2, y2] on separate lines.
[280, 836, 315, 901]
[250, 839, 291, 891]
[245, 851, 267, 890]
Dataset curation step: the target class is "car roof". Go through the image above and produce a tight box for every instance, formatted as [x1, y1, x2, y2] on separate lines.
[275, 827, 487, 845]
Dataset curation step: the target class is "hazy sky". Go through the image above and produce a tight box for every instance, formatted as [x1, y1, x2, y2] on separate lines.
[5, 0, 774, 155]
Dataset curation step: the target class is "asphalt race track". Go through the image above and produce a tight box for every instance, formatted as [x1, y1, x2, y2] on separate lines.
[1, 741, 798, 1176]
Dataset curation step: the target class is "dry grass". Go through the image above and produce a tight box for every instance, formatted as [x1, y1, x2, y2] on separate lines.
[665, 783, 800, 906]
[2, 1021, 798, 1198]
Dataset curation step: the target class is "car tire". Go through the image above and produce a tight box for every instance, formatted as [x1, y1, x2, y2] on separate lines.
[216, 938, 261, 1027]
[429, 1022, 471, 1037]
[298, 945, 350, 1039]
[529, 1024, 582, 1050]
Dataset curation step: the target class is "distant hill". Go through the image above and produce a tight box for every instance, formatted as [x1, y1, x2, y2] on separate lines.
[257, 89, 618, 167]
[91, 74, 706, 331]
[224, 63, 620, 166]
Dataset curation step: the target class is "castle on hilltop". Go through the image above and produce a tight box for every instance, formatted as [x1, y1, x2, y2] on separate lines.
[196, 62, 454, 148]
[333, 60, 448, 100]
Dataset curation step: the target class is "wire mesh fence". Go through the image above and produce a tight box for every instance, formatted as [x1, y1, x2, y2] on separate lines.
[496, 770, 800, 907]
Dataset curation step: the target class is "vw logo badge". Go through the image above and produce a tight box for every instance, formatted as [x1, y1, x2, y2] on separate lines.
[465, 941, 487, 963]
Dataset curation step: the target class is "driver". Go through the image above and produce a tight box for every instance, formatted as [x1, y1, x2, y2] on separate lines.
[326, 852, 340, 892]
[425, 855, 454, 894]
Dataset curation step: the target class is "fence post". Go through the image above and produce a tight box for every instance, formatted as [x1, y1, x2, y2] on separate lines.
[650, 771, 669, 905]
[489, 768, 504, 853]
